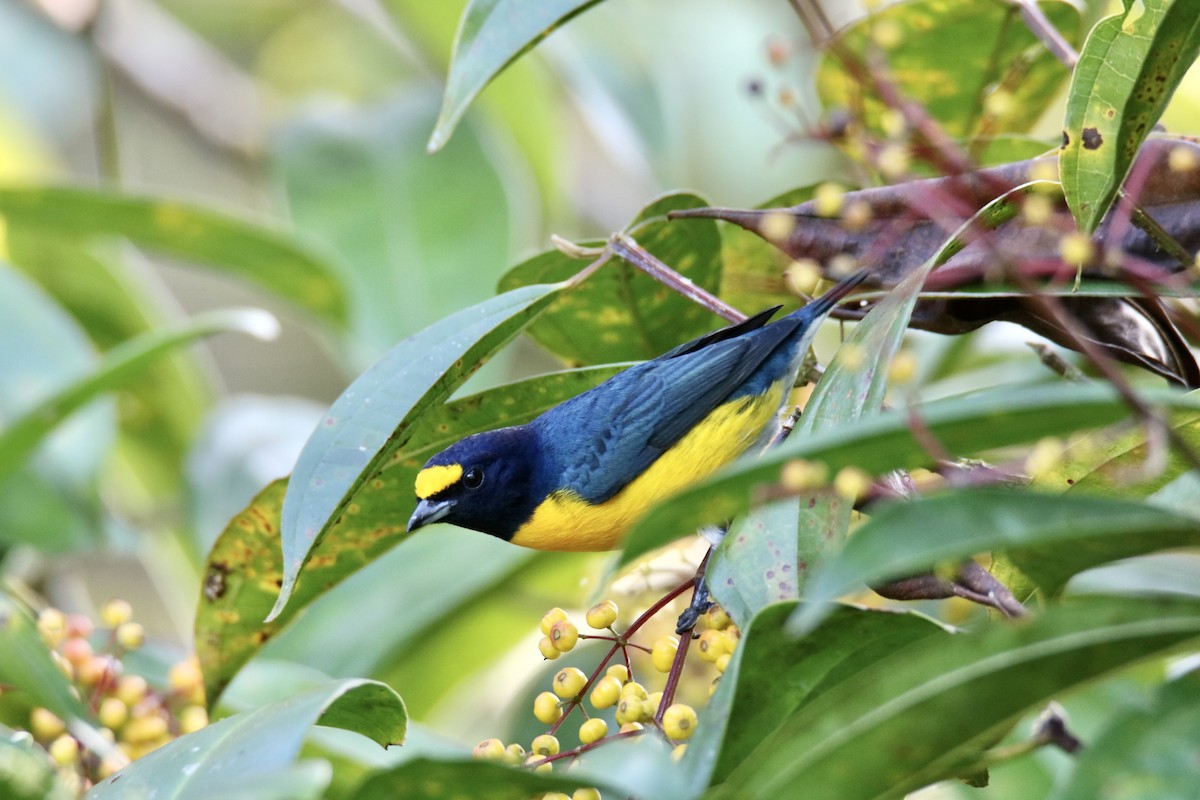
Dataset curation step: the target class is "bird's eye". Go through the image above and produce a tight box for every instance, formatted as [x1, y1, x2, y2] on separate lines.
[463, 467, 484, 489]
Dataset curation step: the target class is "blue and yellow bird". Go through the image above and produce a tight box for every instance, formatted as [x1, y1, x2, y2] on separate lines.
[406, 272, 867, 551]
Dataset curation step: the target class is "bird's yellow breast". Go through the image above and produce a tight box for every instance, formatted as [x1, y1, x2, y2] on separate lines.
[510, 383, 786, 551]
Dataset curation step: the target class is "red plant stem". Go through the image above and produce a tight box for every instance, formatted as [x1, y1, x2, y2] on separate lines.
[609, 233, 747, 323]
[1013, 0, 1078, 68]
[533, 727, 647, 767]
[657, 549, 713, 720]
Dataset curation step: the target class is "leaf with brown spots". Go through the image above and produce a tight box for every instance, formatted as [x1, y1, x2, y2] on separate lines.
[196, 365, 623, 707]
[1061, 0, 1200, 232]
[498, 192, 725, 365]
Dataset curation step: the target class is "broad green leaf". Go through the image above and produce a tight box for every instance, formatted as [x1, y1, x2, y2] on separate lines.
[0, 595, 88, 727]
[200, 364, 618, 705]
[818, 0, 1079, 139]
[684, 603, 947, 792]
[792, 489, 1200, 634]
[275, 92, 521, 362]
[345, 757, 606, 800]
[87, 680, 406, 800]
[5, 229, 210, 496]
[1061, 0, 1200, 232]
[621, 384, 1200, 563]
[0, 725, 75, 800]
[0, 187, 347, 324]
[428, 0, 603, 152]
[271, 283, 564, 620]
[713, 596, 1200, 800]
[0, 308, 278, 487]
[498, 193, 725, 366]
[1050, 671, 1200, 800]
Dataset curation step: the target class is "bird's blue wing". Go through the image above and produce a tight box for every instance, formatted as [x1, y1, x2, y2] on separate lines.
[535, 315, 802, 503]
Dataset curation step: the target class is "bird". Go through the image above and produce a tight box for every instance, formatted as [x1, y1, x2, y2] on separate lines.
[406, 271, 867, 551]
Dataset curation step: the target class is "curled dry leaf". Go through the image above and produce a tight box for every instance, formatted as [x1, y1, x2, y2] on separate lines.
[673, 137, 1200, 387]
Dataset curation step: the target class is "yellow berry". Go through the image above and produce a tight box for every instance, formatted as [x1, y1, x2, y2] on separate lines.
[98, 697, 128, 730]
[589, 676, 622, 709]
[97, 754, 129, 779]
[533, 691, 563, 724]
[888, 350, 918, 385]
[834, 466, 872, 502]
[605, 665, 629, 684]
[538, 636, 562, 661]
[651, 635, 679, 673]
[671, 743, 688, 762]
[715, 653, 732, 673]
[785, 259, 822, 297]
[525, 754, 553, 773]
[646, 692, 663, 715]
[696, 629, 727, 663]
[578, 718, 608, 745]
[101, 599, 133, 628]
[37, 608, 68, 647]
[620, 681, 647, 701]
[760, 211, 796, 243]
[814, 182, 846, 218]
[116, 622, 144, 650]
[48, 735, 79, 767]
[179, 704, 208, 735]
[574, 789, 603, 800]
[472, 738, 506, 759]
[663, 704, 699, 740]
[552, 667, 588, 699]
[1169, 144, 1199, 172]
[169, 658, 205, 705]
[615, 696, 646, 726]
[504, 743, 526, 765]
[1059, 231, 1094, 265]
[123, 714, 168, 745]
[1026, 437, 1065, 480]
[722, 628, 741, 651]
[585, 600, 618, 630]
[540, 608, 568, 636]
[541, 794, 570, 800]
[531, 733, 560, 756]
[77, 655, 117, 688]
[780, 458, 829, 491]
[30, 708, 66, 741]
[705, 606, 731, 631]
[115, 675, 148, 707]
[548, 620, 579, 653]
[618, 722, 644, 734]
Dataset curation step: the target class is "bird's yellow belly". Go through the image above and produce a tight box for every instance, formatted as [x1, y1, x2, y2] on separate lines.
[510, 383, 786, 551]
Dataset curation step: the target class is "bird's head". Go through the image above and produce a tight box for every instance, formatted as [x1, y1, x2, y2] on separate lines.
[407, 426, 540, 541]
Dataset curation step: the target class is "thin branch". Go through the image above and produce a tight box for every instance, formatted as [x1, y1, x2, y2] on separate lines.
[1013, 0, 1078, 68]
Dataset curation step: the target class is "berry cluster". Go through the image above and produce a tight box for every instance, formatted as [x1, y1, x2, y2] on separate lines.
[472, 584, 741, 798]
[15, 600, 208, 794]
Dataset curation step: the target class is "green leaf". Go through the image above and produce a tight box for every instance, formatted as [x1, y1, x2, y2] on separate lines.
[200, 364, 618, 705]
[499, 193, 725, 365]
[0, 309, 278, 487]
[87, 680, 406, 800]
[1051, 671, 1200, 800]
[275, 92, 521, 361]
[620, 384, 1200, 564]
[428, 0, 603, 152]
[0, 187, 347, 325]
[0, 595, 88, 728]
[792, 489, 1200, 635]
[0, 724, 76, 800]
[685, 603, 947, 792]
[1061, 0, 1200, 232]
[271, 283, 564, 620]
[817, 0, 1079, 139]
[345, 757, 605, 800]
[712, 596, 1200, 800]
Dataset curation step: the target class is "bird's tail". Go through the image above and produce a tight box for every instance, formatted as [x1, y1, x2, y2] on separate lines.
[793, 269, 870, 320]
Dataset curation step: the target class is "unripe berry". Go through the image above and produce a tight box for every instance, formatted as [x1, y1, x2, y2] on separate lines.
[552, 667, 587, 699]
[179, 704, 208, 735]
[589, 676, 622, 709]
[538, 636, 562, 661]
[705, 605, 731, 631]
[66, 614, 93, 640]
[619, 681, 647, 700]
[98, 697, 128, 730]
[116, 622, 145, 650]
[618, 722, 644, 734]
[722, 628, 741, 652]
[504, 743, 526, 765]
[696, 629, 727, 663]
[585, 600, 618, 630]
[97, 753, 130, 779]
[615, 696, 646, 726]
[574, 789, 603, 800]
[541, 794, 570, 800]
[548, 620, 579, 653]
[646, 692, 663, 715]
[663, 704, 698, 740]
[472, 738, 505, 759]
[30, 708, 66, 741]
[671, 743, 687, 762]
[101, 599, 133, 628]
[524, 754, 553, 773]
[48, 734, 79, 767]
[578, 718, 607, 745]
[715, 653, 731, 674]
[115, 675, 148, 707]
[61, 637, 93, 667]
[651, 635, 678, 673]
[605, 664, 629, 684]
[37, 608, 68, 647]
[77, 654, 118, 688]
[533, 691, 563, 724]
[169, 658, 205, 705]
[539, 608, 568, 636]
[123, 714, 168, 745]
[531, 733, 560, 756]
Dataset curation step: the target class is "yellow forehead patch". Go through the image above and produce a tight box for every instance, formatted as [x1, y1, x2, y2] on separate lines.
[415, 464, 463, 499]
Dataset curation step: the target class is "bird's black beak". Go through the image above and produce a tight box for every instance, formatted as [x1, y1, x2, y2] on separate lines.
[407, 498, 456, 532]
